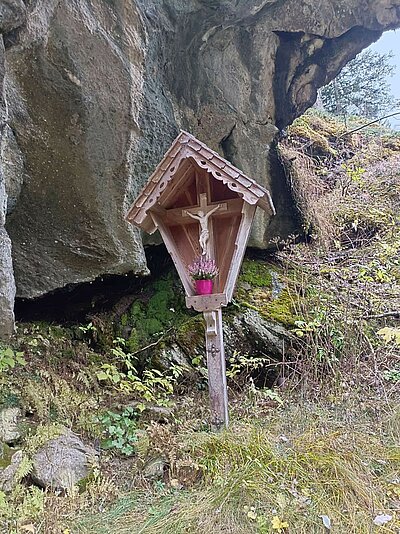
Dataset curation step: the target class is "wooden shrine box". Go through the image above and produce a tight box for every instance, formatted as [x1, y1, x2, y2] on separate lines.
[126, 131, 275, 428]
[126, 131, 275, 307]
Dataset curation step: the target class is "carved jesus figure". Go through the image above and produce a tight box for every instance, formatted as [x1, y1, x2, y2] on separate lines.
[183, 204, 221, 256]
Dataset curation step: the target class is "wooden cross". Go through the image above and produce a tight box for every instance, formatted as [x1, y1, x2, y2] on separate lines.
[126, 131, 275, 432]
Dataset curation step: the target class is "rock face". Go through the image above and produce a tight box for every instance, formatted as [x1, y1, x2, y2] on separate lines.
[5, 1, 149, 300]
[31, 430, 98, 491]
[0, 225, 15, 337]
[0, 0, 399, 315]
[0, 0, 26, 337]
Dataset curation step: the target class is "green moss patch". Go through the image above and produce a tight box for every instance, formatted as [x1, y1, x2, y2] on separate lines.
[239, 259, 273, 287]
[120, 273, 188, 352]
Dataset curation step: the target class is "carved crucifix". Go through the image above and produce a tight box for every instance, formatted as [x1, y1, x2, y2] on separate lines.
[182, 193, 227, 257]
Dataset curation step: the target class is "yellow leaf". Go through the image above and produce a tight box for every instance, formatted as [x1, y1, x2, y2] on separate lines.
[272, 515, 289, 532]
[377, 327, 400, 345]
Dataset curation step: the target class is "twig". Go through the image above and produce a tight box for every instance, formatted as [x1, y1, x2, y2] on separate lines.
[364, 311, 400, 320]
[338, 111, 400, 138]
[129, 327, 175, 356]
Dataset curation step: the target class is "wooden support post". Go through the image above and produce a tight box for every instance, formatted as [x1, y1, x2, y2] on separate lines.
[203, 308, 229, 430]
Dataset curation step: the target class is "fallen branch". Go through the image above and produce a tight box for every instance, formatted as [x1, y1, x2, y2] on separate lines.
[129, 327, 175, 356]
[364, 311, 400, 319]
[338, 111, 400, 138]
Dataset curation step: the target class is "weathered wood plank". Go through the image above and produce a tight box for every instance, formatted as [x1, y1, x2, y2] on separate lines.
[150, 212, 194, 296]
[204, 309, 229, 430]
[225, 203, 257, 301]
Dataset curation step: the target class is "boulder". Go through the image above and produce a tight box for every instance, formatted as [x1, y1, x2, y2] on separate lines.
[0, 407, 21, 444]
[0, 33, 17, 337]
[141, 405, 174, 424]
[0, 0, 399, 301]
[31, 430, 98, 491]
[142, 457, 167, 482]
[0, 0, 26, 34]
[229, 308, 292, 359]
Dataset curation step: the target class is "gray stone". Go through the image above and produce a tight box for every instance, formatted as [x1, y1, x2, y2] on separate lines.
[0, 227, 15, 337]
[142, 457, 166, 482]
[157, 343, 195, 374]
[0, 449, 22, 492]
[142, 405, 174, 423]
[0, 407, 21, 444]
[271, 270, 285, 300]
[239, 308, 292, 356]
[2, 125, 26, 215]
[225, 308, 292, 360]
[0, 0, 26, 34]
[0, 0, 399, 300]
[31, 430, 98, 491]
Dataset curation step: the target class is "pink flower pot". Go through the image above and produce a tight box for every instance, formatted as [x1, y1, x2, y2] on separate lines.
[195, 279, 213, 295]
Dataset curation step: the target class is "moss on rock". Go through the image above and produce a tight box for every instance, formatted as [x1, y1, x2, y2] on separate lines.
[236, 260, 298, 327]
[239, 259, 273, 288]
[175, 316, 205, 355]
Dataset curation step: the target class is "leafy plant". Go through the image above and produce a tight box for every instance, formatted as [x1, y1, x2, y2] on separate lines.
[227, 350, 270, 389]
[0, 347, 26, 374]
[96, 340, 177, 408]
[342, 163, 366, 190]
[378, 327, 400, 346]
[78, 322, 97, 334]
[96, 407, 138, 456]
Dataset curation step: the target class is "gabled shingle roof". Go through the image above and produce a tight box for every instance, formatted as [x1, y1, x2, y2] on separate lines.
[126, 130, 275, 228]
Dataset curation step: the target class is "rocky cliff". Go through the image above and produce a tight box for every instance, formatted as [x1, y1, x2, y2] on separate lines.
[1, 0, 400, 335]
[0, 0, 26, 336]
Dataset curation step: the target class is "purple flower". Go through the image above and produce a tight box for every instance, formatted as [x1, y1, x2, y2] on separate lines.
[187, 256, 219, 280]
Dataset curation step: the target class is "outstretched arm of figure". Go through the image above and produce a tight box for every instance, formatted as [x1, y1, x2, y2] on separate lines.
[204, 204, 221, 220]
[182, 210, 202, 221]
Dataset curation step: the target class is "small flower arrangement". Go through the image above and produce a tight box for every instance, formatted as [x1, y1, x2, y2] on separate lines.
[188, 256, 219, 280]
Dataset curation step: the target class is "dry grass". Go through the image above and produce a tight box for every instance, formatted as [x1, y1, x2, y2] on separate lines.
[49, 397, 400, 534]
[278, 143, 339, 245]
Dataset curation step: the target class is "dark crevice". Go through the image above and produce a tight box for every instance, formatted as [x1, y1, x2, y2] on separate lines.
[219, 123, 237, 161]
[15, 245, 172, 324]
[265, 138, 303, 244]
[3, 26, 23, 49]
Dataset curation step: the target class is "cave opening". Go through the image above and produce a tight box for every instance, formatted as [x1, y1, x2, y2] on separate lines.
[14, 244, 174, 324]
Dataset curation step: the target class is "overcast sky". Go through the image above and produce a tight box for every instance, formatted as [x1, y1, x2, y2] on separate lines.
[368, 29, 400, 129]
